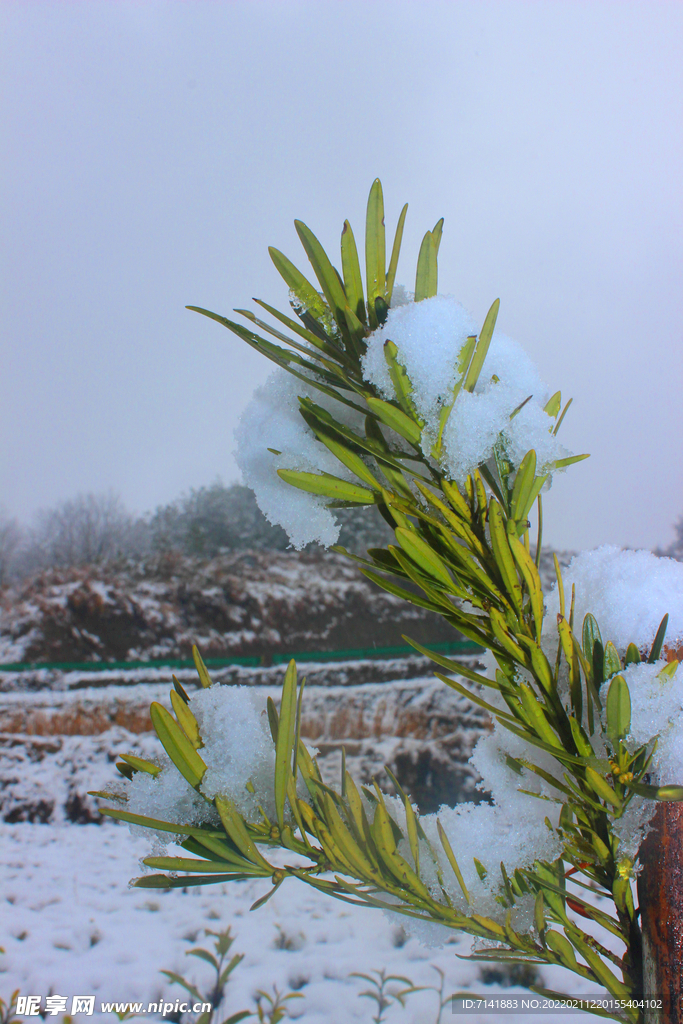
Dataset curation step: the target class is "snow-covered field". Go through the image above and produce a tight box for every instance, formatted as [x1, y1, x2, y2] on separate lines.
[1, 821, 605, 1024]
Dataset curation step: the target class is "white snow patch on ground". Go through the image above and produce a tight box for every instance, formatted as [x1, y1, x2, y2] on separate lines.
[1, 823, 606, 1023]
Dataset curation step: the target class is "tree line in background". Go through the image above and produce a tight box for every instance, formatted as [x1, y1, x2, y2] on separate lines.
[2, 484, 681, 586]
[0, 483, 394, 584]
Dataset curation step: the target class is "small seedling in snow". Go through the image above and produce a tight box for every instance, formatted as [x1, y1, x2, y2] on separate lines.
[350, 970, 423, 1024]
[161, 927, 248, 1024]
[0, 991, 21, 1024]
[253, 987, 303, 1024]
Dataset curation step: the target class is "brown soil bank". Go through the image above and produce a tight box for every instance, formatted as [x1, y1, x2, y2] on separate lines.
[0, 550, 465, 666]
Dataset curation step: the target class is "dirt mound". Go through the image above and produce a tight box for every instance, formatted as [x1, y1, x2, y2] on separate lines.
[0, 549, 463, 665]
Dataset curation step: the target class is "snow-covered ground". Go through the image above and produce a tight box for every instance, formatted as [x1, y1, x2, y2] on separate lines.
[1, 821, 608, 1024]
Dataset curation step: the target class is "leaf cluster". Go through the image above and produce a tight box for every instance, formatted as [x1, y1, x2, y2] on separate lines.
[91, 182, 683, 1024]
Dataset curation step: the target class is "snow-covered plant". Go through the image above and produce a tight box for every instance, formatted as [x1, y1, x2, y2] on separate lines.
[93, 182, 683, 1023]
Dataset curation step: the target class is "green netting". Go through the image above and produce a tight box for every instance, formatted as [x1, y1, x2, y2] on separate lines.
[0, 640, 482, 674]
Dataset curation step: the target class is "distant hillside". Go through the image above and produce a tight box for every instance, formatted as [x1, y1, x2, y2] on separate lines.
[0, 549, 467, 665]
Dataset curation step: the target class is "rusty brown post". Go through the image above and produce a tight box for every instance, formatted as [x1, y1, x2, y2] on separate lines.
[637, 802, 683, 1022]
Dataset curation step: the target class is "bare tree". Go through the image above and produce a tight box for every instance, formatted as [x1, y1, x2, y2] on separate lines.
[0, 509, 22, 584]
[657, 516, 683, 561]
[26, 492, 139, 569]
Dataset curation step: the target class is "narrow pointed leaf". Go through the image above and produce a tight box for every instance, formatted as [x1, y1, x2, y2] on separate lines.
[414, 230, 437, 302]
[365, 396, 422, 445]
[648, 613, 669, 662]
[463, 299, 500, 392]
[170, 690, 201, 749]
[192, 645, 213, 688]
[606, 674, 631, 744]
[394, 527, 453, 588]
[365, 179, 385, 328]
[341, 220, 365, 322]
[385, 203, 408, 304]
[275, 660, 298, 830]
[294, 220, 348, 335]
[277, 469, 376, 504]
[118, 754, 161, 778]
[268, 247, 329, 324]
[150, 702, 207, 788]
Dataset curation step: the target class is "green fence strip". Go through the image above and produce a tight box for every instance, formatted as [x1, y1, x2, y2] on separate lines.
[0, 640, 482, 674]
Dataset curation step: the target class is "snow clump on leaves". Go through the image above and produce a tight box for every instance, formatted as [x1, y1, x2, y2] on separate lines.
[191, 684, 277, 821]
[234, 369, 365, 549]
[234, 294, 575, 550]
[418, 709, 563, 928]
[544, 546, 683, 654]
[361, 294, 572, 484]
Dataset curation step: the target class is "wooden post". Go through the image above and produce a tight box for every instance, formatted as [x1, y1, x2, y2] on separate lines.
[637, 802, 683, 1022]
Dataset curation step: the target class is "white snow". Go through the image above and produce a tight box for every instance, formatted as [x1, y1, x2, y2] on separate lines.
[0, 822, 606, 1023]
[234, 369, 365, 549]
[361, 295, 572, 485]
[420, 716, 563, 922]
[361, 295, 478, 424]
[544, 546, 683, 653]
[192, 685, 276, 820]
[236, 296, 575, 549]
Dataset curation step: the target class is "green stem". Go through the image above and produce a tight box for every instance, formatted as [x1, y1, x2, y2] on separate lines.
[535, 493, 543, 568]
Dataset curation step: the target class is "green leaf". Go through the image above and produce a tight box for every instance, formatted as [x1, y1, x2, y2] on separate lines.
[170, 690, 201, 749]
[143, 856, 251, 874]
[657, 659, 679, 680]
[627, 782, 683, 801]
[552, 397, 574, 436]
[365, 396, 422, 445]
[394, 527, 453, 588]
[544, 931, 578, 969]
[277, 469, 376, 504]
[150, 702, 207, 788]
[414, 231, 437, 302]
[463, 299, 500, 393]
[215, 796, 273, 871]
[549, 453, 590, 470]
[625, 642, 641, 666]
[159, 971, 204, 1002]
[433, 673, 520, 728]
[365, 179, 385, 328]
[648, 613, 669, 662]
[543, 391, 562, 418]
[517, 684, 560, 748]
[603, 641, 621, 680]
[340, 220, 365, 322]
[295, 220, 349, 339]
[606, 674, 631, 744]
[192, 644, 213, 688]
[488, 498, 523, 612]
[172, 675, 190, 703]
[383, 340, 417, 414]
[136, 872, 247, 889]
[510, 450, 537, 523]
[508, 534, 544, 641]
[304, 420, 382, 491]
[360, 568, 445, 613]
[251, 298, 342, 359]
[275, 660, 298, 830]
[534, 891, 545, 934]
[431, 217, 444, 254]
[584, 765, 621, 808]
[268, 247, 330, 325]
[118, 754, 161, 778]
[582, 613, 603, 670]
[385, 203, 408, 304]
[98, 807, 223, 837]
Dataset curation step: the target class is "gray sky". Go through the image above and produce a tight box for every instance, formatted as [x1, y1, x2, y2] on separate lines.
[1, 0, 682, 552]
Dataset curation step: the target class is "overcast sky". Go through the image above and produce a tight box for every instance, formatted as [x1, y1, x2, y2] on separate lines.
[1, 0, 682, 552]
